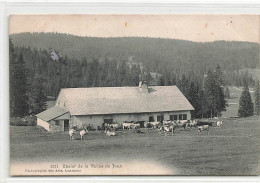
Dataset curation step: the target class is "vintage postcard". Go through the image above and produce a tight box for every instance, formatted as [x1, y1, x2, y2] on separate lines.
[9, 15, 260, 176]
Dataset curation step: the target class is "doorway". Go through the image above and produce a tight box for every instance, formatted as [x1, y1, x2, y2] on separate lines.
[64, 120, 69, 131]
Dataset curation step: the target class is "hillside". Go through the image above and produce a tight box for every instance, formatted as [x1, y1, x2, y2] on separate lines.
[10, 32, 260, 73]
[9, 33, 260, 118]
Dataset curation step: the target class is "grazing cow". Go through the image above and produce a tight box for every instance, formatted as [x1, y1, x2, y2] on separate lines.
[185, 121, 190, 130]
[148, 121, 161, 128]
[159, 125, 171, 132]
[159, 123, 177, 133]
[80, 128, 88, 140]
[69, 129, 76, 140]
[189, 119, 198, 129]
[217, 121, 223, 127]
[106, 130, 116, 136]
[122, 122, 134, 130]
[175, 120, 189, 131]
[163, 120, 172, 126]
[132, 123, 140, 130]
[109, 123, 120, 130]
[197, 125, 209, 135]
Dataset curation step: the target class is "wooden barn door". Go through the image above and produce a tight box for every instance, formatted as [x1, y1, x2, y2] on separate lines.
[64, 120, 69, 131]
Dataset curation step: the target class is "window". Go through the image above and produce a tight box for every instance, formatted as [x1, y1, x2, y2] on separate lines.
[104, 119, 113, 124]
[178, 114, 187, 120]
[149, 116, 155, 122]
[170, 115, 178, 121]
[174, 115, 178, 120]
[157, 115, 164, 122]
[170, 115, 174, 121]
[55, 121, 60, 125]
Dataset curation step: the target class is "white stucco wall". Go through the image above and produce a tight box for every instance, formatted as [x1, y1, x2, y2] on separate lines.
[37, 118, 50, 131]
[71, 110, 191, 129]
[37, 113, 71, 132]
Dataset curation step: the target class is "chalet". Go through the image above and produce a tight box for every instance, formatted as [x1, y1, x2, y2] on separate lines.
[36, 82, 194, 131]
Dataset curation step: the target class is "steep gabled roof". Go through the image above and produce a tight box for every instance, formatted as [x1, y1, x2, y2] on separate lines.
[36, 107, 69, 121]
[55, 85, 194, 115]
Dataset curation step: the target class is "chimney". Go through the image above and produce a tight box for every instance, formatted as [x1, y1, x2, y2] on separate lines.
[139, 80, 149, 93]
[139, 81, 143, 88]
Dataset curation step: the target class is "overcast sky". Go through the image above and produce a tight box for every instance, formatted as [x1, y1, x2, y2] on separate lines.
[9, 15, 260, 43]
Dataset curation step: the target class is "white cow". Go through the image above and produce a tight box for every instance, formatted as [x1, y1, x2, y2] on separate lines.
[132, 123, 140, 130]
[197, 125, 209, 135]
[189, 120, 198, 129]
[80, 128, 88, 140]
[159, 125, 171, 132]
[175, 120, 189, 131]
[122, 122, 134, 130]
[69, 129, 76, 140]
[109, 123, 120, 130]
[159, 123, 177, 132]
[163, 120, 172, 126]
[148, 121, 161, 128]
[217, 121, 223, 127]
[106, 130, 116, 136]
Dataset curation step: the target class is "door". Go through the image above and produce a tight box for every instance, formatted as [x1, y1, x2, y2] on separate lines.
[138, 121, 145, 128]
[64, 120, 69, 131]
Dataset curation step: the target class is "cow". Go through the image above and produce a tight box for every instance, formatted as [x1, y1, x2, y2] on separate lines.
[148, 121, 161, 128]
[197, 125, 209, 135]
[131, 123, 141, 131]
[217, 121, 223, 128]
[109, 123, 120, 130]
[106, 130, 116, 136]
[175, 120, 189, 131]
[189, 119, 198, 129]
[79, 127, 88, 140]
[162, 120, 172, 126]
[122, 122, 134, 130]
[159, 125, 171, 132]
[159, 123, 177, 133]
[69, 129, 76, 140]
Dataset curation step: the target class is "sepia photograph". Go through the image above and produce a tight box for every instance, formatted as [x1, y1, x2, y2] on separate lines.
[8, 14, 260, 176]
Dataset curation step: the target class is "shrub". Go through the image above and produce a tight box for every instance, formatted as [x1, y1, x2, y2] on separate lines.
[10, 116, 37, 126]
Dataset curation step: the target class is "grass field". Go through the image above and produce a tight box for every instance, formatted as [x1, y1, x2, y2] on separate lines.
[10, 116, 260, 175]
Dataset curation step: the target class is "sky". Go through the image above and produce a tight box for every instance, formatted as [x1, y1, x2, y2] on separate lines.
[9, 15, 260, 43]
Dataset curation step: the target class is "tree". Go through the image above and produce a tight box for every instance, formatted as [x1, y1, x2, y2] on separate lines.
[28, 76, 47, 114]
[204, 68, 227, 118]
[204, 69, 215, 117]
[9, 38, 16, 116]
[238, 84, 254, 117]
[187, 82, 199, 118]
[215, 64, 224, 86]
[9, 41, 29, 117]
[254, 81, 260, 115]
[179, 74, 189, 97]
[197, 89, 208, 118]
[214, 83, 227, 117]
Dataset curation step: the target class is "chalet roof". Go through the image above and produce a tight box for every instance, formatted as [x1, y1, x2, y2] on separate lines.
[55, 85, 194, 115]
[36, 107, 69, 121]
